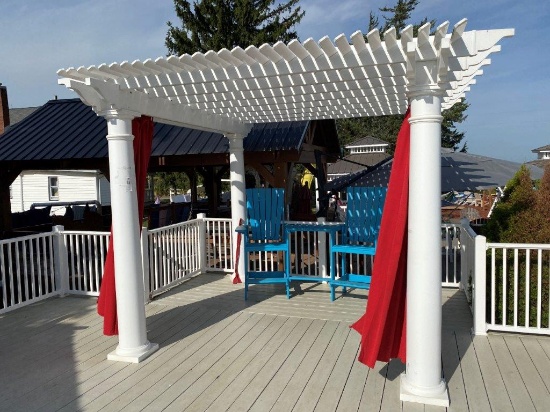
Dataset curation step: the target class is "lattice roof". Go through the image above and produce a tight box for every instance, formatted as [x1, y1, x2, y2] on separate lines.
[58, 19, 513, 136]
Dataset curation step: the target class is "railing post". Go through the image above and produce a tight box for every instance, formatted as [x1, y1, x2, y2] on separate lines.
[472, 235, 487, 335]
[459, 219, 469, 295]
[52, 225, 69, 296]
[141, 227, 150, 304]
[197, 213, 207, 272]
[317, 217, 328, 278]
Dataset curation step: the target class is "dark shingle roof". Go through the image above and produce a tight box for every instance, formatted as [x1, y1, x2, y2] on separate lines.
[327, 150, 545, 192]
[8, 107, 39, 126]
[345, 136, 389, 148]
[327, 152, 390, 175]
[0, 99, 314, 162]
[532, 144, 550, 152]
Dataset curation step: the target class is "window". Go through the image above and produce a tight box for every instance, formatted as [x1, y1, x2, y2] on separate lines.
[49, 176, 59, 200]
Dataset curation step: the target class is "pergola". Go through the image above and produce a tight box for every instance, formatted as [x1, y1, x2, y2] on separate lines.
[58, 19, 513, 406]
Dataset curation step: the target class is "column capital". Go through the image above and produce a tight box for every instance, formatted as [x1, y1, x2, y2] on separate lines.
[406, 84, 445, 100]
[227, 134, 245, 152]
[98, 108, 141, 121]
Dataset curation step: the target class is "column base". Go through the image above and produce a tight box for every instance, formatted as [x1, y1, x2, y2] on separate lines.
[107, 341, 159, 363]
[400, 373, 449, 407]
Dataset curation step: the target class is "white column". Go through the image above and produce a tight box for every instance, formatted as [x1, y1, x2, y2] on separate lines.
[400, 87, 449, 406]
[102, 110, 158, 363]
[227, 134, 246, 279]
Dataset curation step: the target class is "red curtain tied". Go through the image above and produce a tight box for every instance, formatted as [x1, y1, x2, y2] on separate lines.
[351, 108, 411, 368]
[97, 116, 154, 336]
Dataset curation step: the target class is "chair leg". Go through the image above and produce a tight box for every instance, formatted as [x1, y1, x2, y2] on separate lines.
[330, 251, 336, 301]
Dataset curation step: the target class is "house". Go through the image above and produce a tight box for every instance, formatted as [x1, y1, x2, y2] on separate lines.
[327, 136, 390, 182]
[0, 86, 114, 219]
[528, 144, 550, 168]
[9, 170, 111, 213]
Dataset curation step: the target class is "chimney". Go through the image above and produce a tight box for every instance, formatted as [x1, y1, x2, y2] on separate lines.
[0, 84, 10, 135]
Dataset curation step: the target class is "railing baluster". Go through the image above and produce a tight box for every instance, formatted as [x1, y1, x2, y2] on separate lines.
[1, 244, 7, 308]
[516, 249, 519, 326]
[525, 249, 530, 327]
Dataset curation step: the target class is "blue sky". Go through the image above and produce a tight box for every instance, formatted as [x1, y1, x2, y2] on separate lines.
[1, 0, 548, 163]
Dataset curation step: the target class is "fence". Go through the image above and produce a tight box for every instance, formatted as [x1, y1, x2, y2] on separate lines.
[0, 232, 57, 314]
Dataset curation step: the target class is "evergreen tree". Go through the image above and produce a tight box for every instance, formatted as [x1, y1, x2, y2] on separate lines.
[338, 0, 468, 154]
[166, 0, 304, 55]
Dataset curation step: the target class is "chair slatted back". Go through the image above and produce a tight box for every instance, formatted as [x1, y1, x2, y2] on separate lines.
[246, 188, 285, 242]
[344, 187, 387, 244]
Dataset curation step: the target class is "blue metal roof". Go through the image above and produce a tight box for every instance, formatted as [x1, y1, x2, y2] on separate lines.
[0, 99, 313, 162]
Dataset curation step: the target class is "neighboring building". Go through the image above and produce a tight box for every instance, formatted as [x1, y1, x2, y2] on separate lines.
[327, 136, 390, 181]
[528, 144, 550, 168]
[10, 170, 111, 213]
[0, 86, 115, 215]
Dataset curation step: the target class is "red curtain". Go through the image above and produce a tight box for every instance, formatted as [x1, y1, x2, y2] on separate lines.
[351, 108, 410, 368]
[97, 116, 154, 336]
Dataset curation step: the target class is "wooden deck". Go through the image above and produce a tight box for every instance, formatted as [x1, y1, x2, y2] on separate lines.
[1, 273, 549, 411]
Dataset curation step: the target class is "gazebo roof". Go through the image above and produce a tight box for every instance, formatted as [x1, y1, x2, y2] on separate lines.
[57, 19, 513, 135]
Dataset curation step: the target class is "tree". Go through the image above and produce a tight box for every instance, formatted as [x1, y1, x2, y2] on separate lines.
[337, 0, 469, 154]
[166, 0, 305, 55]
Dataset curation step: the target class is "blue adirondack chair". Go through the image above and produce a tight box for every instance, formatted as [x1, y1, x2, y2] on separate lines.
[329, 186, 387, 301]
[236, 188, 290, 300]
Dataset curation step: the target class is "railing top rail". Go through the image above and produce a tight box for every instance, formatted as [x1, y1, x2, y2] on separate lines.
[0, 231, 54, 245]
[62, 230, 110, 236]
[487, 242, 550, 250]
[204, 217, 232, 223]
[147, 218, 201, 234]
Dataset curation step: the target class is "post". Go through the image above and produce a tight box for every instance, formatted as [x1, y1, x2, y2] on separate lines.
[197, 213, 207, 272]
[317, 217, 328, 278]
[102, 110, 158, 363]
[400, 87, 449, 406]
[227, 134, 247, 280]
[472, 235, 487, 335]
[141, 226, 150, 304]
[52, 225, 69, 296]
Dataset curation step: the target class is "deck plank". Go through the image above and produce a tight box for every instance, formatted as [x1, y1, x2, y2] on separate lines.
[1, 273, 548, 411]
[259, 320, 340, 412]
[521, 336, 550, 390]
[453, 331, 490, 412]
[314, 329, 362, 412]
[360, 361, 387, 412]
[504, 335, 550, 410]
[488, 335, 535, 411]
[335, 346, 369, 412]
[471, 336, 514, 412]
[92, 310, 255, 411]
[379, 359, 404, 412]
[226, 319, 323, 411]
[441, 330, 468, 412]
[203, 317, 304, 412]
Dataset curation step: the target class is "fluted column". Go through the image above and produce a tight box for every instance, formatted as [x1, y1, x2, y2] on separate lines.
[102, 110, 158, 363]
[400, 86, 449, 406]
[227, 134, 246, 279]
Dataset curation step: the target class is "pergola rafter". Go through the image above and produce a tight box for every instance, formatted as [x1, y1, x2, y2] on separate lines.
[58, 19, 512, 127]
[57, 18, 513, 407]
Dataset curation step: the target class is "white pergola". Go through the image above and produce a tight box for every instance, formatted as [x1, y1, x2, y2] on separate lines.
[58, 19, 512, 406]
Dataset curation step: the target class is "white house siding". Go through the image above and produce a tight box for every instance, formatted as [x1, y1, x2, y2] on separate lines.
[10, 175, 24, 213]
[10, 171, 103, 213]
[98, 176, 111, 206]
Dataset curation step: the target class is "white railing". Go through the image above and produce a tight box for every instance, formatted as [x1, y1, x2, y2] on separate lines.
[62, 230, 110, 296]
[0, 232, 57, 314]
[143, 215, 234, 298]
[485, 242, 550, 335]
[441, 223, 462, 287]
[204, 218, 233, 273]
[144, 218, 203, 299]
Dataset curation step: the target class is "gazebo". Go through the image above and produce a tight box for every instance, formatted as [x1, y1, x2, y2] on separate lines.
[57, 19, 513, 406]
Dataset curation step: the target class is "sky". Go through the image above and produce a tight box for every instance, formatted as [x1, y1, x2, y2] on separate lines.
[1, 0, 548, 163]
